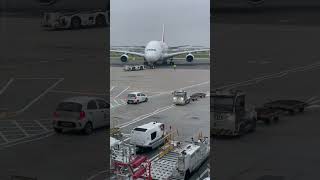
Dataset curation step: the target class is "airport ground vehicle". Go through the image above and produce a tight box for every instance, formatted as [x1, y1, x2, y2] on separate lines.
[53, 96, 109, 134]
[123, 64, 146, 71]
[255, 100, 307, 124]
[111, 132, 210, 180]
[130, 122, 166, 151]
[127, 92, 148, 104]
[42, 10, 109, 29]
[172, 90, 206, 105]
[211, 89, 257, 136]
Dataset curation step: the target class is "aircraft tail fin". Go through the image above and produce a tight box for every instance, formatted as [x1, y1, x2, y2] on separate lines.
[161, 24, 165, 43]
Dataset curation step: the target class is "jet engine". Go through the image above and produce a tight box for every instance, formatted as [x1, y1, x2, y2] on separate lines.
[120, 54, 128, 62]
[247, 0, 265, 5]
[186, 53, 194, 62]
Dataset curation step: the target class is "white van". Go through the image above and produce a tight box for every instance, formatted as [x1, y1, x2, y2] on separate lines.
[130, 122, 165, 150]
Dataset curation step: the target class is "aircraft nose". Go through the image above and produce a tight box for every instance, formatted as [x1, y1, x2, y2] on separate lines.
[146, 53, 157, 61]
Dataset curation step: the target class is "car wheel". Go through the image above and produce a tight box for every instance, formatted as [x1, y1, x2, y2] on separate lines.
[83, 122, 93, 135]
[71, 16, 81, 29]
[95, 15, 106, 27]
[184, 170, 191, 180]
[145, 98, 148, 102]
[136, 100, 139, 104]
[54, 128, 62, 133]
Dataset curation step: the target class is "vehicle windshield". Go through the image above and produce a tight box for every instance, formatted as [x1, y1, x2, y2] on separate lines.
[173, 91, 185, 97]
[128, 94, 137, 98]
[56, 102, 82, 112]
[134, 128, 147, 132]
[213, 96, 234, 112]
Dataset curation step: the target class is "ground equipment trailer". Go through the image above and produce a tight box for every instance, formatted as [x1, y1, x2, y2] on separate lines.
[172, 90, 206, 105]
[255, 99, 308, 124]
[124, 65, 146, 71]
[148, 137, 210, 180]
[111, 135, 210, 180]
[42, 10, 109, 29]
[211, 89, 257, 136]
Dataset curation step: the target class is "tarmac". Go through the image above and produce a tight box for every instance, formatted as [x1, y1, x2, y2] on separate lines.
[212, 3, 320, 180]
[0, 14, 108, 180]
[0, 14, 211, 180]
[109, 66, 210, 179]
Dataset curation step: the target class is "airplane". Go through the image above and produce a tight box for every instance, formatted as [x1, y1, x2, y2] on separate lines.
[110, 25, 210, 68]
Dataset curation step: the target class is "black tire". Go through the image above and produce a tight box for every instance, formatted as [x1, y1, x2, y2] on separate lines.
[54, 128, 62, 133]
[136, 100, 139, 104]
[289, 109, 295, 115]
[95, 15, 106, 27]
[184, 170, 191, 180]
[83, 122, 93, 135]
[249, 119, 256, 132]
[299, 107, 304, 112]
[238, 124, 246, 136]
[71, 16, 81, 29]
[140, 66, 143, 70]
[145, 98, 148, 102]
[264, 119, 271, 125]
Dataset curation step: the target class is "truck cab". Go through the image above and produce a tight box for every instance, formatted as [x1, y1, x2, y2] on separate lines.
[212, 89, 256, 136]
[173, 90, 190, 105]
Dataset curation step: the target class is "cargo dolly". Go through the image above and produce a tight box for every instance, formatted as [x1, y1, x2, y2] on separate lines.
[256, 100, 308, 124]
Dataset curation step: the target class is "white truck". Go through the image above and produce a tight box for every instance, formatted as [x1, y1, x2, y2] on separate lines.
[173, 90, 206, 105]
[130, 122, 166, 151]
[42, 9, 109, 29]
[211, 89, 257, 136]
[149, 137, 210, 180]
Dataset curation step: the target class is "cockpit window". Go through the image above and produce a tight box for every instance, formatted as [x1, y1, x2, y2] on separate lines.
[147, 49, 156, 51]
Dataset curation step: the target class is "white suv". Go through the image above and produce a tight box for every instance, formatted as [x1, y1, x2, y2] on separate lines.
[127, 92, 148, 104]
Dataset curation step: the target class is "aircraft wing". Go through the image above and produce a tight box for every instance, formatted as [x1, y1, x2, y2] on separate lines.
[110, 50, 145, 57]
[163, 49, 210, 59]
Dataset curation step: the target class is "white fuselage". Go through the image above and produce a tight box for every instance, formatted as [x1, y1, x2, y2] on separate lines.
[144, 41, 168, 64]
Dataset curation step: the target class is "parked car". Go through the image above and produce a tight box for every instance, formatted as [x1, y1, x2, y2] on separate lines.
[53, 96, 109, 134]
[127, 92, 148, 104]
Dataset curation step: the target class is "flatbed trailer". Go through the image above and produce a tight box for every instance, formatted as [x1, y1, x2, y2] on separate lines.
[123, 65, 146, 71]
[190, 93, 206, 101]
[256, 99, 308, 124]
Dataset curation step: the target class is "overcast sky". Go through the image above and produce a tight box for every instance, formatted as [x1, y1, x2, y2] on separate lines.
[110, 0, 210, 47]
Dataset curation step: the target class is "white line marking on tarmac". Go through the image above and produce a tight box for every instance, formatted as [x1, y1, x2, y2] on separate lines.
[113, 86, 130, 99]
[12, 120, 29, 137]
[0, 132, 54, 150]
[118, 105, 175, 129]
[114, 100, 120, 106]
[87, 170, 107, 180]
[34, 120, 49, 132]
[49, 90, 105, 96]
[14, 78, 64, 116]
[110, 86, 115, 91]
[197, 168, 210, 180]
[120, 99, 126, 104]
[0, 78, 14, 95]
[0, 131, 8, 143]
[15, 77, 63, 80]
